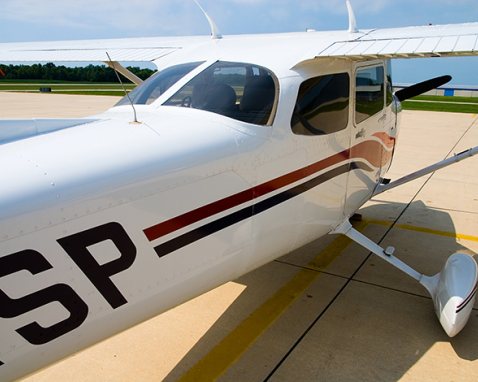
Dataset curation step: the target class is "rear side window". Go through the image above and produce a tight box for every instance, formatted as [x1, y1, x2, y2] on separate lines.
[355, 66, 385, 124]
[164, 61, 277, 125]
[291, 73, 350, 136]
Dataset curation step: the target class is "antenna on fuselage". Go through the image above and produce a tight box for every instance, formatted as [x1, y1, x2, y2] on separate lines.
[346, 0, 359, 33]
[192, 0, 222, 39]
[106, 52, 140, 124]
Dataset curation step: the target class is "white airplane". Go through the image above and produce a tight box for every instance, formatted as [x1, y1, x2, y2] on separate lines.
[0, 1, 477, 380]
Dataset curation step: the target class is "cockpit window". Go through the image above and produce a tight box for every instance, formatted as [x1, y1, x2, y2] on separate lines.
[163, 61, 278, 125]
[116, 62, 203, 106]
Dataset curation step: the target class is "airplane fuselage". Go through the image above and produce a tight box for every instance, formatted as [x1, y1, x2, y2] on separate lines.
[0, 54, 398, 380]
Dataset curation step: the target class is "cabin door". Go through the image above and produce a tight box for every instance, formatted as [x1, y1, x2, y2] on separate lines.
[286, 64, 352, 247]
[344, 62, 387, 217]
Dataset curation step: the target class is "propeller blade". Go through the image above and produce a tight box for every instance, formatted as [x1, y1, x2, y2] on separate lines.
[395, 75, 452, 102]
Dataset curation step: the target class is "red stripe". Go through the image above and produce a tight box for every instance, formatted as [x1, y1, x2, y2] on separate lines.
[144, 188, 254, 241]
[352, 140, 393, 168]
[143, 138, 393, 242]
[373, 132, 396, 150]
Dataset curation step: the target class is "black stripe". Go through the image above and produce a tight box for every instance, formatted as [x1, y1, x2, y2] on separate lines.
[456, 288, 477, 313]
[153, 162, 372, 258]
[0, 360, 3, 366]
[154, 205, 254, 257]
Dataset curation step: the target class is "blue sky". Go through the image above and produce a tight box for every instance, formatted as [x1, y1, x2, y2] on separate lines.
[0, 0, 477, 85]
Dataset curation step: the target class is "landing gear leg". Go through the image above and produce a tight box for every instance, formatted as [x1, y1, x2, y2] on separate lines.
[331, 220, 478, 337]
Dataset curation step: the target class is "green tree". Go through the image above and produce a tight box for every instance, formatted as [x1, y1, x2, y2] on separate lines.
[0, 63, 155, 82]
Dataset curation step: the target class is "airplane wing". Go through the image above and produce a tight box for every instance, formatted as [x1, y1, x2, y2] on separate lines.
[1, 23, 477, 72]
[315, 23, 478, 60]
[0, 35, 209, 63]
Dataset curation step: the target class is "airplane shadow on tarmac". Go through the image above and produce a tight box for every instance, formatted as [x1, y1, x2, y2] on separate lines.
[164, 199, 478, 382]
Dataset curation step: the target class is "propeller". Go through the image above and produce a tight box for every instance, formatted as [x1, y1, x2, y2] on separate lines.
[395, 75, 452, 102]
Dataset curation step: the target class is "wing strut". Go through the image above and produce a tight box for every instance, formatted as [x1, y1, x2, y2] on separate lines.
[373, 146, 478, 196]
[104, 61, 143, 85]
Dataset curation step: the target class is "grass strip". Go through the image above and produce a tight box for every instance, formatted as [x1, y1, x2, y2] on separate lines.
[411, 95, 478, 104]
[402, 100, 478, 113]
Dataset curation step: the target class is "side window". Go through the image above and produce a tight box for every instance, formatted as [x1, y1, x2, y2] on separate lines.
[355, 66, 385, 124]
[291, 73, 350, 136]
[164, 61, 277, 126]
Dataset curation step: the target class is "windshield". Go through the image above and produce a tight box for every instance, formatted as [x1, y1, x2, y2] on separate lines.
[116, 62, 203, 106]
[163, 61, 278, 125]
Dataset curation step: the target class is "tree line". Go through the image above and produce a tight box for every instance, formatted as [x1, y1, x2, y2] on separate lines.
[0, 63, 155, 83]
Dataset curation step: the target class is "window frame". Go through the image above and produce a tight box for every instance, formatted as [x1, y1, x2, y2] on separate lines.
[385, 60, 393, 107]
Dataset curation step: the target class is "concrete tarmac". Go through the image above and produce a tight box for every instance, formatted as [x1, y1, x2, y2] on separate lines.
[1, 93, 477, 381]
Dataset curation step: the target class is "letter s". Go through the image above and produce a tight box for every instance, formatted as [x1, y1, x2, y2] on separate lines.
[0, 250, 89, 345]
[58, 222, 136, 309]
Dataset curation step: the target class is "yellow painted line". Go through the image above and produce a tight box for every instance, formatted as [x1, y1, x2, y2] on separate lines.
[369, 219, 478, 242]
[178, 221, 368, 382]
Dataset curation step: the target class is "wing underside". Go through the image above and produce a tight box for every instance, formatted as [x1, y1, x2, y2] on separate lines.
[316, 23, 478, 60]
[0, 36, 209, 63]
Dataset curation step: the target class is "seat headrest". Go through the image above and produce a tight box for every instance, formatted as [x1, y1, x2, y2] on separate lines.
[201, 83, 237, 112]
[240, 76, 275, 112]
